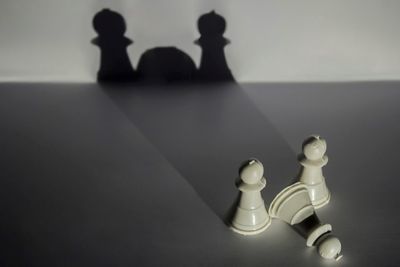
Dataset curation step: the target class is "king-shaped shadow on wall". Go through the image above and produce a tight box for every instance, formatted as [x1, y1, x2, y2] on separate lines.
[92, 9, 235, 84]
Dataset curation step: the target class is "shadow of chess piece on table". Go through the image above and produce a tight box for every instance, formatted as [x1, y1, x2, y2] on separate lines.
[195, 11, 235, 83]
[92, 9, 137, 83]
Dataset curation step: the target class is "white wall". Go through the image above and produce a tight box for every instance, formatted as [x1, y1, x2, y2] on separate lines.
[1, 0, 400, 82]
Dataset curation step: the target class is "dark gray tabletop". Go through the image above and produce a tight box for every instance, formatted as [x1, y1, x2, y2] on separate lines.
[0, 82, 399, 266]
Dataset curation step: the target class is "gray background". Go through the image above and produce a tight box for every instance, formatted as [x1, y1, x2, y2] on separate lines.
[1, 82, 399, 266]
[1, 0, 400, 82]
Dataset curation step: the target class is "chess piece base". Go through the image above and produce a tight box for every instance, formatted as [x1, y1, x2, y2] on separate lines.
[269, 182, 314, 225]
[230, 217, 271, 236]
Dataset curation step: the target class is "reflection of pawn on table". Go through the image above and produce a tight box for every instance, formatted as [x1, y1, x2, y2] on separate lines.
[298, 135, 330, 209]
[231, 159, 271, 235]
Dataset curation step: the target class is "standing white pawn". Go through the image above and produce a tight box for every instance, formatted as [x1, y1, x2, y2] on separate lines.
[231, 159, 271, 235]
[298, 135, 330, 209]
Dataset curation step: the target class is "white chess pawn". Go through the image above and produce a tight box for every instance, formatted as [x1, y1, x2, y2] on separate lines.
[298, 135, 330, 209]
[231, 159, 271, 235]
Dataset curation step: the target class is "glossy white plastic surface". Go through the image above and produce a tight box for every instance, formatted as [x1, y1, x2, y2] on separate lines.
[269, 182, 314, 225]
[231, 159, 271, 235]
[306, 224, 332, 246]
[269, 182, 342, 261]
[298, 135, 330, 209]
[318, 235, 343, 261]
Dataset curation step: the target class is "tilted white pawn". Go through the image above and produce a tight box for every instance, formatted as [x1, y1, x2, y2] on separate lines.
[269, 182, 342, 260]
[298, 135, 330, 209]
[231, 159, 271, 235]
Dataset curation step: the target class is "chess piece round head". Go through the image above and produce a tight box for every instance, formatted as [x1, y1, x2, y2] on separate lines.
[239, 159, 264, 184]
[302, 135, 327, 160]
[317, 236, 342, 260]
[197, 10, 226, 37]
[93, 9, 126, 36]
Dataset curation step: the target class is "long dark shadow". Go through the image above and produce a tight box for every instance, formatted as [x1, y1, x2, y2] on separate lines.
[92, 9, 235, 84]
[92, 8, 296, 224]
[92, 9, 137, 83]
[101, 83, 297, 224]
[195, 11, 235, 82]
[136, 47, 197, 83]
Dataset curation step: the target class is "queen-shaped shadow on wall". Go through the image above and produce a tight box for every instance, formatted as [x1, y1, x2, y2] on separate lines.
[92, 9, 235, 84]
